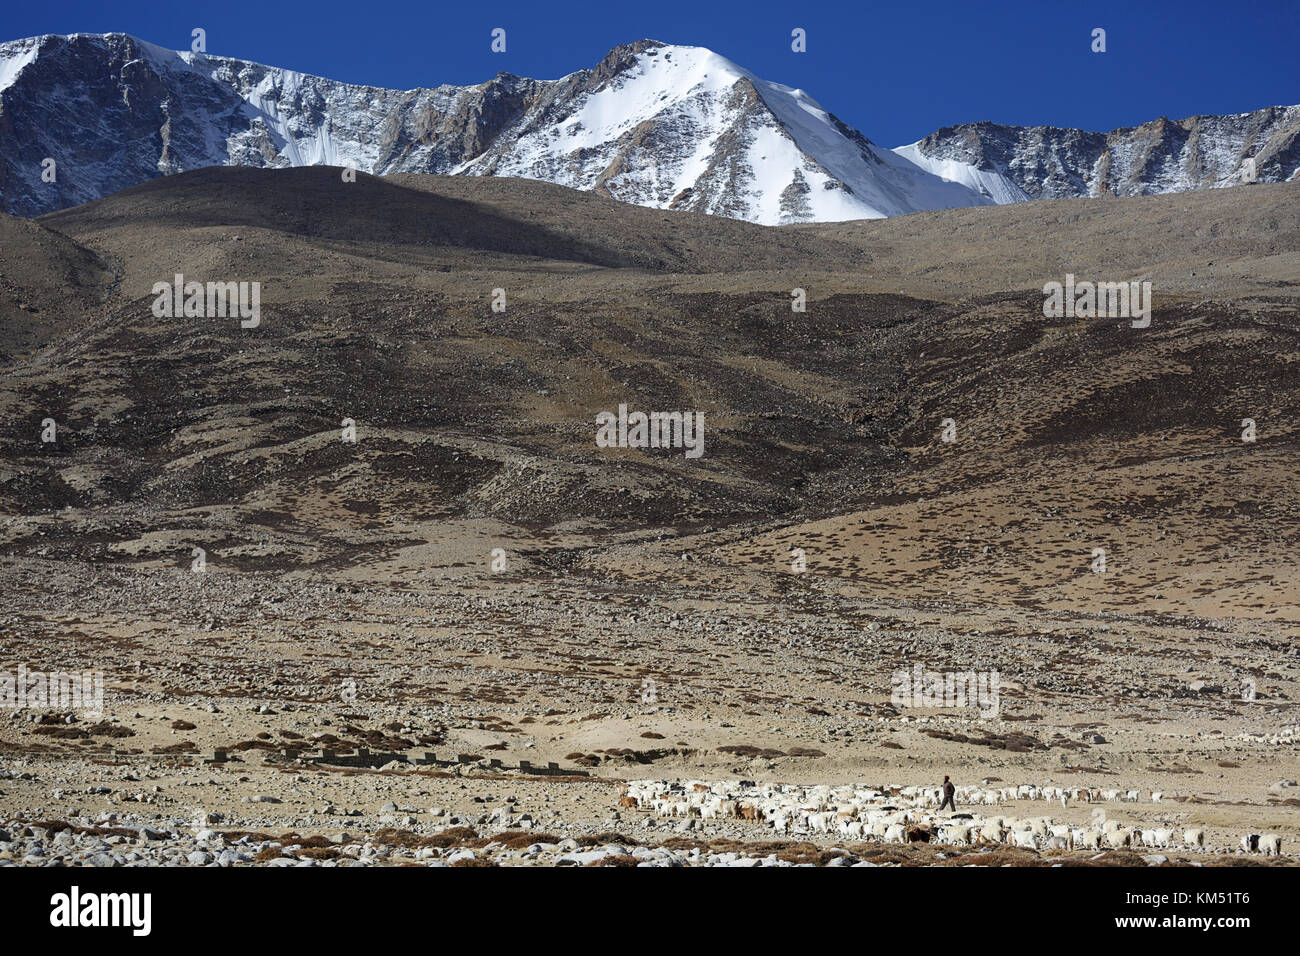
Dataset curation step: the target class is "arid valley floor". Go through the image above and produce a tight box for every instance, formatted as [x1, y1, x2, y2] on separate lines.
[0, 170, 1297, 866]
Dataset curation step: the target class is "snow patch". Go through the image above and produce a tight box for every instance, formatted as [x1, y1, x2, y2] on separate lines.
[0, 38, 40, 92]
[893, 142, 1030, 204]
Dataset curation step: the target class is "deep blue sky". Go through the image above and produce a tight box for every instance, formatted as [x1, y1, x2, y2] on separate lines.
[3, 0, 1297, 146]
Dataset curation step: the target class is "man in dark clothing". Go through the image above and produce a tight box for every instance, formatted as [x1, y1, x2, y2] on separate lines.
[938, 775, 956, 811]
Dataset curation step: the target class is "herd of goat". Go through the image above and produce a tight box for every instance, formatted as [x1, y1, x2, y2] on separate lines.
[616, 780, 1286, 856]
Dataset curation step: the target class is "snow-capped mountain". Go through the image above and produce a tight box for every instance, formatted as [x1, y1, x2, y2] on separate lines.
[0, 33, 989, 223]
[448, 41, 991, 223]
[896, 107, 1300, 202]
[0, 32, 1295, 223]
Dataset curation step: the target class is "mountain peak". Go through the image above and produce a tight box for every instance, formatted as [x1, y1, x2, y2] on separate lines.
[0, 31, 993, 223]
[1, 32, 1294, 222]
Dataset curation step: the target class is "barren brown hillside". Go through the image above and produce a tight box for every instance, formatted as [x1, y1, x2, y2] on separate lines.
[0, 168, 1296, 865]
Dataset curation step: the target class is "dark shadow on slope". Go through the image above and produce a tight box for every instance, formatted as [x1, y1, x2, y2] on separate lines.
[39, 166, 648, 269]
[39, 165, 870, 275]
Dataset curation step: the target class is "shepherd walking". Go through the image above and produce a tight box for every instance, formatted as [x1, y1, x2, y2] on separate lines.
[938, 775, 956, 811]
